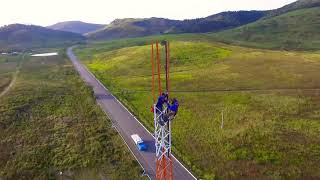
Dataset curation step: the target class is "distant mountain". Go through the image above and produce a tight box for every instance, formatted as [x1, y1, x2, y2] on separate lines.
[172, 11, 266, 33]
[0, 24, 85, 51]
[86, 11, 265, 40]
[86, 18, 179, 40]
[48, 21, 105, 34]
[86, 0, 320, 41]
[210, 6, 320, 50]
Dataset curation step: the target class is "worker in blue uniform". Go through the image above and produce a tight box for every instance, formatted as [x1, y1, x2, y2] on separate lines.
[156, 92, 168, 114]
[163, 98, 179, 123]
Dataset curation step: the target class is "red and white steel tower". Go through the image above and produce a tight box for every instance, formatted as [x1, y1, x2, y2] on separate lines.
[151, 40, 173, 180]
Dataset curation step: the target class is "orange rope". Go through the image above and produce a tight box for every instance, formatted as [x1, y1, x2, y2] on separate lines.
[168, 42, 173, 180]
[156, 41, 162, 95]
[152, 41, 155, 103]
[167, 41, 170, 98]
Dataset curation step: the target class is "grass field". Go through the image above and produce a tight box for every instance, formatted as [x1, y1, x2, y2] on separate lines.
[75, 37, 320, 179]
[0, 55, 20, 94]
[0, 52, 145, 179]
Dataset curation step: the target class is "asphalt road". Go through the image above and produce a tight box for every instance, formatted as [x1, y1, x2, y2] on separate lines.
[67, 47, 196, 180]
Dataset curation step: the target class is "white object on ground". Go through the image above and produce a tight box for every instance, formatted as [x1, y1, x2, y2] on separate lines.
[131, 134, 143, 145]
[31, 52, 58, 57]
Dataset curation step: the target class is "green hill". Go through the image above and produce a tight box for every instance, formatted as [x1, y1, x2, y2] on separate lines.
[86, 18, 179, 40]
[172, 11, 265, 33]
[86, 11, 265, 41]
[86, 0, 320, 42]
[0, 24, 86, 51]
[47, 21, 105, 34]
[210, 7, 320, 50]
[266, 0, 320, 17]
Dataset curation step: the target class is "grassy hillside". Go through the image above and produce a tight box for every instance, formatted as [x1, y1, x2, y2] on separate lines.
[86, 0, 319, 42]
[173, 11, 265, 33]
[75, 37, 320, 179]
[266, 0, 320, 17]
[48, 21, 105, 34]
[86, 11, 265, 41]
[0, 52, 144, 179]
[0, 24, 85, 52]
[210, 7, 320, 50]
[86, 18, 180, 40]
[0, 55, 19, 90]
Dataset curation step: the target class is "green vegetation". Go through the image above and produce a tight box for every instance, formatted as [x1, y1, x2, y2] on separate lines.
[0, 52, 144, 179]
[86, 10, 265, 41]
[210, 7, 320, 50]
[75, 38, 320, 179]
[266, 0, 320, 17]
[78, 33, 213, 60]
[86, 0, 320, 45]
[0, 55, 20, 93]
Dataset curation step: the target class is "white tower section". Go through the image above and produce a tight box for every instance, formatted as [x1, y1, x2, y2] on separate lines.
[154, 105, 173, 180]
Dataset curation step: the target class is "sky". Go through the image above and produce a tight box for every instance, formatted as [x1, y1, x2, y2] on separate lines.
[0, 0, 296, 27]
